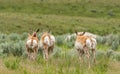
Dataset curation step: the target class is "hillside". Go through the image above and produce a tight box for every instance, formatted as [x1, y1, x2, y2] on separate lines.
[0, 0, 120, 35]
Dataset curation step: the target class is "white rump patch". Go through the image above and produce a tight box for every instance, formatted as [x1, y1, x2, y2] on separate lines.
[75, 41, 84, 50]
[44, 36, 50, 46]
[86, 38, 97, 49]
[26, 39, 38, 49]
[40, 35, 55, 47]
[75, 37, 97, 50]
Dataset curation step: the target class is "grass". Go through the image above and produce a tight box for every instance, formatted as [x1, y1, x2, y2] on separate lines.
[0, 0, 120, 17]
[0, 12, 120, 35]
[0, 0, 120, 74]
[0, 0, 120, 35]
[0, 32, 120, 74]
[0, 54, 120, 74]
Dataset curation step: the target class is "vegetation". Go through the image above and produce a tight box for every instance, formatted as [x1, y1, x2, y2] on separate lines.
[0, 0, 120, 74]
[0, 33, 119, 74]
[0, 0, 120, 35]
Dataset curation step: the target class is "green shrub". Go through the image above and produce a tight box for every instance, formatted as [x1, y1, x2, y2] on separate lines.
[105, 34, 116, 46]
[96, 50, 106, 60]
[8, 33, 20, 41]
[67, 49, 78, 58]
[21, 32, 28, 40]
[96, 36, 106, 44]
[56, 35, 66, 46]
[107, 49, 120, 61]
[111, 40, 119, 51]
[106, 49, 114, 58]
[11, 41, 25, 56]
[0, 42, 12, 55]
[65, 39, 74, 49]
[113, 53, 120, 61]
[52, 46, 62, 58]
[110, 52, 120, 61]
[0, 33, 7, 43]
[0, 40, 25, 57]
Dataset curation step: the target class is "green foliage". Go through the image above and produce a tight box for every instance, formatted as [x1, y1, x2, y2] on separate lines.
[96, 36, 107, 44]
[92, 56, 109, 74]
[0, 0, 120, 73]
[8, 33, 20, 41]
[0, 41, 25, 57]
[52, 46, 62, 58]
[0, 33, 7, 43]
[97, 34, 120, 51]
[0, 42, 12, 56]
[0, 33, 26, 57]
[113, 53, 120, 61]
[107, 49, 120, 61]
[0, 0, 120, 18]
[106, 49, 114, 58]
[96, 50, 106, 60]
[11, 41, 25, 56]
[4, 57, 20, 70]
[21, 32, 28, 40]
[0, 0, 120, 35]
[111, 40, 119, 51]
[56, 35, 66, 46]
[67, 49, 78, 58]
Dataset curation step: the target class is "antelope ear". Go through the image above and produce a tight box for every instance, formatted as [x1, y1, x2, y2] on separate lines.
[82, 32, 85, 35]
[36, 29, 39, 33]
[75, 30, 78, 35]
[80, 32, 85, 36]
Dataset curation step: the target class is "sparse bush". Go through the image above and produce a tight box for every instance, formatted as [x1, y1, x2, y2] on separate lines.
[0, 40, 25, 57]
[56, 35, 66, 46]
[106, 49, 114, 58]
[0, 42, 13, 55]
[111, 40, 119, 51]
[107, 49, 120, 61]
[38, 47, 43, 56]
[11, 41, 25, 56]
[96, 36, 106, 44]
[67, 49, 78, 58]
[112, 53, 120, 61]
[105, 34, 116, 46]
[21, 32, 28, 40]
[8, 33, 20, 41]
[22, 51, 28, 59]
[96, 50, 106, 60]
[110, 52, 120, 61]
[52, 46, 62, 58]
[0, 33, 7, 43]
[65, 41, 74, 48]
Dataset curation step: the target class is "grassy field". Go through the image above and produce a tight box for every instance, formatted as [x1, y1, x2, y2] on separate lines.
[0, 33, 119, 74]
[0, 55, 120, 74]
[0, 0, 120, 35]
[0, 0, 120, 74]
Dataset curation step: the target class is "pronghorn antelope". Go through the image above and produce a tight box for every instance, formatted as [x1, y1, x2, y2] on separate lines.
[40, 31, 55, 60]
[75, 31, 97, 68]
[26, 29, 39, 60]
[65, 32, 97, 42]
